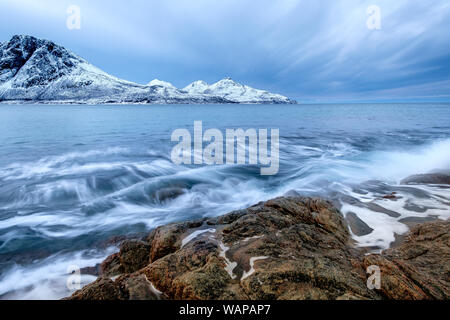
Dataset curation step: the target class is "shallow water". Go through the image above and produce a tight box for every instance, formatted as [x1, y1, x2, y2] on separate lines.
[0, 103, 449, 299]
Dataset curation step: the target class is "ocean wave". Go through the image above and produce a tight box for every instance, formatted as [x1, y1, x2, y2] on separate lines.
[0, 147, 130, 181]
[0, 247, 116, 299]
[1, 135, 450, 298]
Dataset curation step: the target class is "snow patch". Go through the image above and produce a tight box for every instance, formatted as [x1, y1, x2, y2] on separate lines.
[148, 79, 176, 89]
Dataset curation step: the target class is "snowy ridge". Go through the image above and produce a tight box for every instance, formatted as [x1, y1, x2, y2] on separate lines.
[0, 35, 296, 104]
[183, 77, 294, 104]
[147, 79, 177, 89]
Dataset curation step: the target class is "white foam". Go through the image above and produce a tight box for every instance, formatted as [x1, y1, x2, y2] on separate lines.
[0, 247, 117, 299]
[142, 274, 163, 299]
[1, 136, 450, 298]
[342, 203, 408, 249]
[181, 228, 216, 248]
[241, 235, 263, 243]
[0, 147, 129, 181]
[218, 241, 237, 279]
[241, 256, 269, 281]
[149, 281, 163, 296]
[363, 139, 450, 183]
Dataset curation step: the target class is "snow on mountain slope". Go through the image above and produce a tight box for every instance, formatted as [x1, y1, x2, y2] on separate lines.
[0, 35, 152, 102]
[183, 80, 209, 95]
[183, 77, 296, 104]
[148, 79, 176, 89]
[0, 35, 296, 104]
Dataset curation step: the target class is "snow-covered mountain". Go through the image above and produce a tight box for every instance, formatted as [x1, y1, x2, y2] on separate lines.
[183, 80, 210, 95]
[147, 79, 177, 89]
[183, 77, 295, 104]
[0, 35, 296, 104]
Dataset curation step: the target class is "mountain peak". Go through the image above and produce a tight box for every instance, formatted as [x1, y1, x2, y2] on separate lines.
[0, 35, 296, 104]
[6, 34, 57, 51]
[0, 35, 85, 87]
[192, 80, 208, 85]
[182, 80, 209, 94]
[148, 79, 176, 89]
[218, 77, 236, 83]
[211, 77, 243, 89]
[10, 34, 37, 41]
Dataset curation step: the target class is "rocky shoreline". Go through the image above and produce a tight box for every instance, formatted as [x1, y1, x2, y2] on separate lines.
[66, 196, 449, 300]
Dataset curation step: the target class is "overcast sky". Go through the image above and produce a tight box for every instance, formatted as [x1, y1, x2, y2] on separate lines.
[1, 0, 450, 102]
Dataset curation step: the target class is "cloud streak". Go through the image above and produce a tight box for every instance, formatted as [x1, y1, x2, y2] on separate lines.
[0, 0, 449, 101]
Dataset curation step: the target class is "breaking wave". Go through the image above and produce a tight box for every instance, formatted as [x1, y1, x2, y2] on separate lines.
[0, 103, 449, 299]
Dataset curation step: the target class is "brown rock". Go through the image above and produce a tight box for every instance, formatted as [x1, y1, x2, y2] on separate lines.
[141, 238, 244, 300]
[363, 220, 449, 300]
[116, 273, 164, 300]
[68, 277, 124, 300]
[146, 219, 204, 262]
[141, 197, 376, 300]
[119, 240, 151, 273]
[99, 253, 123, 277]
[80, 264, 100, 276]
[66, 196, 449, 301]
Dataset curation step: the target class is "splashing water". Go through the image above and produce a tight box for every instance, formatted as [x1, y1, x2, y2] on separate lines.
[0, 103, 449, 299]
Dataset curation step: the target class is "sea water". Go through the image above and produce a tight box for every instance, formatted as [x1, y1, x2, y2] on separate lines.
[0, 103, 449, 299]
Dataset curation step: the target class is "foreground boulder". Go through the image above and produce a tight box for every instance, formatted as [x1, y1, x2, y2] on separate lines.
[363, 220, 449, 299]
[67, 196, 449, 300]
[68, 277, 123, 300]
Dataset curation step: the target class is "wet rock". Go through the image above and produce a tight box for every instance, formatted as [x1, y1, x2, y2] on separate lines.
[364, 202, 401, 218]
[80, 264, 100, 276]
[130, 197, 376, 299]
[141, 240, 243, 300]
[363, 220, 449, 299]
[339, 194, 400, 217]
[119, 240, 151, 273]
[67, 196, 449, 300]
[68, 277, 124, 300]
[99, 253, 123, 277]
[346, 212, 374, 236]
[401, 173, 450, 185]
[399, 215, 439, 227]
[116, 273, 163, 300]
[146, 219, 204, 262]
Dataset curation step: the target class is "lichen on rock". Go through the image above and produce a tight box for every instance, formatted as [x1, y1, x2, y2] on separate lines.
[67, 196, 449, 300]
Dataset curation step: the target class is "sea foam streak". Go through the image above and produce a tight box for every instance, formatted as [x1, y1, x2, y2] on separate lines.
[0, 107, 449, 299]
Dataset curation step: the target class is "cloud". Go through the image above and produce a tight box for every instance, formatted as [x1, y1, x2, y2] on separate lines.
[0, 0, 449, 101]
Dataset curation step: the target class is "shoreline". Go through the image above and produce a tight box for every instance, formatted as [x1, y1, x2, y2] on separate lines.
[66, 194, 449, 300]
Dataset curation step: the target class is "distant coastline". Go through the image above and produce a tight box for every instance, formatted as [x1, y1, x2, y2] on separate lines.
[0, 35, 297, 105]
